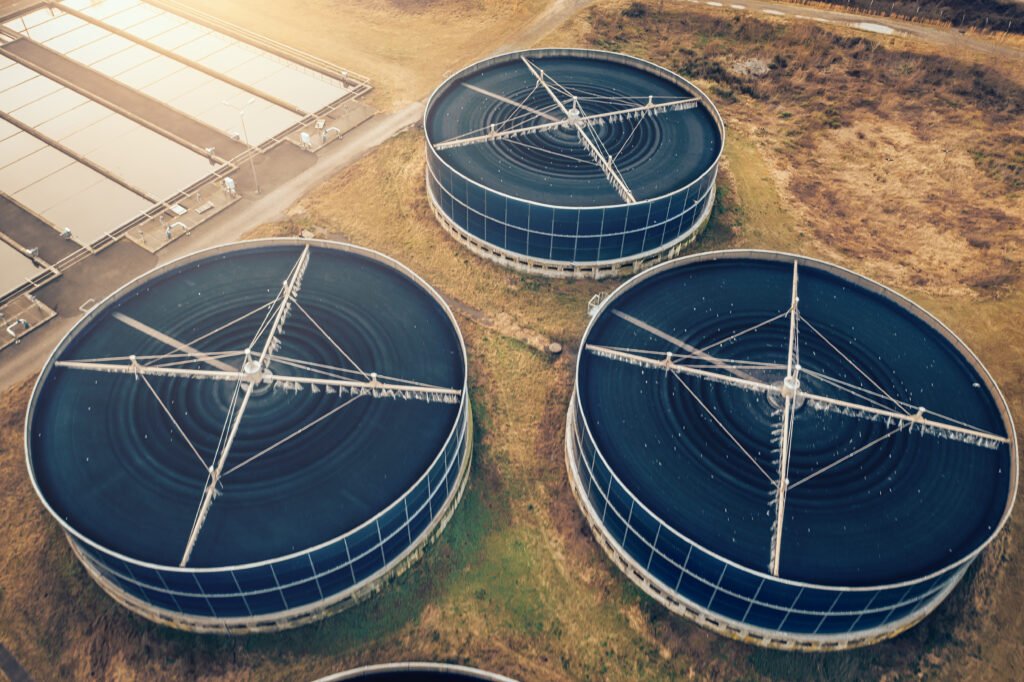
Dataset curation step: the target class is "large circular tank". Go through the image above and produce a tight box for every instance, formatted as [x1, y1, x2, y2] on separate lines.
[314, 663, 519, 682]
[26, 239, 472, 633]
[566, 250, 1017, 650]
[424, 48, 723, 278]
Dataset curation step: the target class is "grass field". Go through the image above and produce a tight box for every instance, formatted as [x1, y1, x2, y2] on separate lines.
[799, 0, 1024, 34]
[0, 0, 1022, 680]
[170, 0, 552, 108]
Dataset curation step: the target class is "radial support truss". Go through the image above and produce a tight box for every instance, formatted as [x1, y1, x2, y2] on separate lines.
[433, 96, 698, 151]
[112, 312, 237, 372]
[587, 343, 1007, 447]
[435, 54, 707, 204]
[584, 260, 1011, 574]
[178, 245, 311, 567]
[55, 246, 462, 567]
[55, 358, 463, 402]
[520, 56, 636, 203]
[461, 81, 561, 123]
[769, 261, 801, 577]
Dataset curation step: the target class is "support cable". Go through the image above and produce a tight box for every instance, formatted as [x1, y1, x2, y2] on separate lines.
[670, 372, 775, 484]
[801, 316, 910, 414]
[136, 367, 209, 472]
[113, 313, 237, 372]
[461, 81, 560, 122]
[799, 369, 896, 411]
[269, 356, 449, 389]
[503, 137, 602, 167]
[612, 309, 762, 382]
[789, 423, 909, 491]
[436, 94, 559, 143]
[520, 56, 636, 203]
[222, 394, 365, 478]
[143, 302, 273, 369]
[493, 79, 542, 131]
[292, 300, 369, 380]
[583, 343, 784, 370]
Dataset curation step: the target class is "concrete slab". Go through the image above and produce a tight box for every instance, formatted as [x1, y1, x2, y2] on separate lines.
[42, 178, 150, 244]
[9, 161, 102, 212]
[1, 66, 214, 202]
[73, 0, 349, 115]
[0, 59, 37, 91]
[10, 86, 89, 127]
[0, 145, 73, 194]
[0, 129, 46, 163]
[0, 240, 41, 297]
[0, 195, 78, 263]
[10, 8, 301, 146]
[46, 23, 109, 54]
[35, 100, 111, 139]
[90, 43, 160, 79]
[0, 74, 60, 110]
[3, 38, 247, 155]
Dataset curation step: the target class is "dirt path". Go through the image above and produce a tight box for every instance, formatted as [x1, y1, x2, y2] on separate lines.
[680, 0, 1023, 60]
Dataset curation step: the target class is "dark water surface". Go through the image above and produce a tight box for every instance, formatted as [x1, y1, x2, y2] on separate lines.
[426, 55, 721, 206]
[30, 243, 464, 567]
[579, 256, 1011, 586]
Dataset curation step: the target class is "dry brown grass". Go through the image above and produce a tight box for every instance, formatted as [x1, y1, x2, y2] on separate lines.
[288, 131, 607, 346]
[549, 3, 1024, 679]
[799, 0, 1024, 34]
[170, 0, 548, 108]
[577, 1, 1023, 298]
[1, 1, 1023, 680]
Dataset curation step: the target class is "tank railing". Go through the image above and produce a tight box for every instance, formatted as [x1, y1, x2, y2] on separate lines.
[427, 160, 717, 246]
[78, 411, 467, 610]
[315, 663, 520, 682]
[427, 174, 715, 266]
[569, 409, 957, 623]
[426, 126, 720, 214]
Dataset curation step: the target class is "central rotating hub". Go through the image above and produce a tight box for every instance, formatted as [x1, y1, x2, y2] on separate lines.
[766, 374, 806, 412]
[242, 358, 263, 382]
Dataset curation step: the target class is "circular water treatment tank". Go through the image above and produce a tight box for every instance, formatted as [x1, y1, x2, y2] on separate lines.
[424, 48, 723, 278]
[314, 663, 519, 682]
[26, 239, 472, 633]
[567, 250, 1017, 650]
